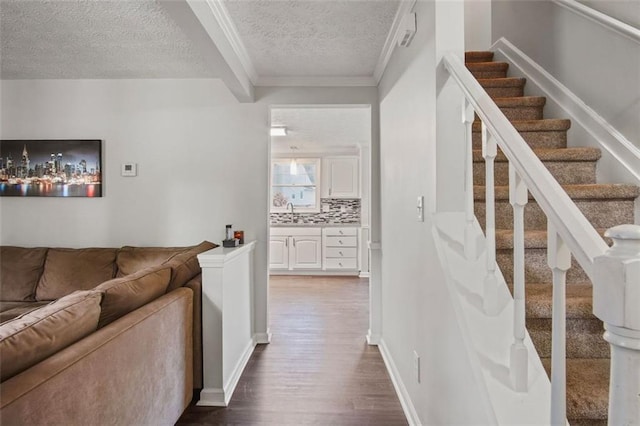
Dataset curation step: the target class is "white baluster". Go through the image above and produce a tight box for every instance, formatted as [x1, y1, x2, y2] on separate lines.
[509, 164, 528, 392]
[593, 224, 640, 425]
[548, 224, 570, 426]
[482, 122, 499, 315]
[463, 98, 481, 260]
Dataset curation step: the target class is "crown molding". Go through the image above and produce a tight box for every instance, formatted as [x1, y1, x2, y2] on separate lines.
[203, 0, 259, 84]
[373, 0, 417, 84]
[256, 75, 378, 87]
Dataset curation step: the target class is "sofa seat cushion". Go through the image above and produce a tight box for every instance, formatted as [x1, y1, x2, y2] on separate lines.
[163, 241, 217, 292]
[36, 248, 118, 301]
[0, 290, 102, 382]
[0, 301, 50, 324]
[94, 265, 171, 328]
[1, 247, 48, 302]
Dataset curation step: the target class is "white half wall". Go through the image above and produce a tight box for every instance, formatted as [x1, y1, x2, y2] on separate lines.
[377, 1, 491, 423]
[492, 0, 640, 149]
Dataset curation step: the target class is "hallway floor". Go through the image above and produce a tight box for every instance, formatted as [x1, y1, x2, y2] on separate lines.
[177, 275, 407, 425]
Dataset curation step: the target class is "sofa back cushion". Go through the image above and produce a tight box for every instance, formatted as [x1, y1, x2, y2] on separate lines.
[1, 247, 48, 302]
[0, 290, 102, 382]
[115, 246, 188, 278]
[94, 265, 171, 328]
[164, 241, 217, 292]
[36, 248, 118, 301]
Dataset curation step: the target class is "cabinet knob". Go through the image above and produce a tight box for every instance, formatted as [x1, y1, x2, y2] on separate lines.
[339, 262, 343, 267]
[339, 240, 343, 245]
[339, 230, 344, 235]
[339, 251, 343, 256]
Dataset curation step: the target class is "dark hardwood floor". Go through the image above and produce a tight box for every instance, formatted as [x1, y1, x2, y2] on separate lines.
[177, 275, 407, 425]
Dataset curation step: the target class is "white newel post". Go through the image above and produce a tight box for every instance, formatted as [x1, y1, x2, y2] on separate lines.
[548, 225, 570, 426]
[593, 225, 640, 425]
[482, 122, 499, 315]
[197, 241, 257, 407]
[509, 164, 528, 392]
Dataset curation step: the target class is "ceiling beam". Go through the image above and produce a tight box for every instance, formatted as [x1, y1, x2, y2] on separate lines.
[158, 0, 255, 103]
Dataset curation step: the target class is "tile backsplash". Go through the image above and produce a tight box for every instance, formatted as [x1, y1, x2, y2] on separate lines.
[270, 198, 360, 225]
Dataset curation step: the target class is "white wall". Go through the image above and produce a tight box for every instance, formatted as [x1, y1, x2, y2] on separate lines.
[377, 1, 491, 423]
[465, 0, 492, 51]
[0, 78, 270, 338]
[0, 79, 379, 345]
[492, 0, 640, 149]
[578, 0, 640, 28]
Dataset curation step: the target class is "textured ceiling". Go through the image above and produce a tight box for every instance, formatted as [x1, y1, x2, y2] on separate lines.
[0, 0, 215, 79]
[271, 106, 370, 153]
[224, 0, 400, 78]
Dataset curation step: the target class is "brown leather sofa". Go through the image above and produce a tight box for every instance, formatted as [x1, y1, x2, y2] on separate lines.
[0, 241, 215, 425]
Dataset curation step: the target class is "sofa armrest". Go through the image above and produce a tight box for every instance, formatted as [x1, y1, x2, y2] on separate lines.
[0, 288, 193, 425]
[184, 274, 202, 390]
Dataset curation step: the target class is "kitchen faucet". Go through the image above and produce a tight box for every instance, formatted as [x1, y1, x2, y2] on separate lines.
[286, 202, 295, 223]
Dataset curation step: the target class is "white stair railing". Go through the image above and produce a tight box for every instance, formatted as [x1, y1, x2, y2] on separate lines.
[443, 52, 640, 425]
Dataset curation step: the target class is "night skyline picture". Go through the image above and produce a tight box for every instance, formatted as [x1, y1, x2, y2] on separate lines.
[0, 140, 102, 197]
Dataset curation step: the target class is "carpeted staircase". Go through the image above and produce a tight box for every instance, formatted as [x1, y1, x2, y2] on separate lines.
[466, 51, 640, 426]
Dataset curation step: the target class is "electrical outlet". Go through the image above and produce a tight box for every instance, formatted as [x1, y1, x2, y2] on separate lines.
[413, 351, 421, 383]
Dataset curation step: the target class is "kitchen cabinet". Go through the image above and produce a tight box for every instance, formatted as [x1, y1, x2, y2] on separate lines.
[322, 227, 359, 271]
[270, 228, 322, 271]
[322, 157, 359, 198]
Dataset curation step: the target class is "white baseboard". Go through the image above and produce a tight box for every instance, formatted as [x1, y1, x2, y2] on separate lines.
[366, 330, 381, 345]
[197, 338, 256, 407]
[492, 37, 640, 184]
[359, 272, 371, 278]
[378, 338, 421, 426]
[253, 331, 272, 344]
[196, 388, 226, 406]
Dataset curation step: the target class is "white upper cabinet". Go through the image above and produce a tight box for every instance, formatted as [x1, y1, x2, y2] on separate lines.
[322, 157, 359, 198]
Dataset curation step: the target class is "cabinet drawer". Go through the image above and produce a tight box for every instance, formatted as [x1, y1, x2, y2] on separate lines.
[325, 247, 357, 258]
[324, 227, 357, 236]
[324, 236, 357, 247]
[324, 258, 358, 270]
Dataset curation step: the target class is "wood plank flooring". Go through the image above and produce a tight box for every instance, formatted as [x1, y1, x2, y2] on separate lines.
[177, 275, 407, 425]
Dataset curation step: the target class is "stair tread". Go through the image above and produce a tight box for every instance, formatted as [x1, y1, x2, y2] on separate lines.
[472, 119, 571, 132]
[465, 51, 494, 63]
[492, 96, 546, 107]
[473, 147, 601, 163]
[466, 61, 509, 71]
[477, 77, 526, 88]
[474, 183, 640, 200]
[541, 358, 609, 421]
[523, 283, 595, 319]
[496, 228, 608, 249]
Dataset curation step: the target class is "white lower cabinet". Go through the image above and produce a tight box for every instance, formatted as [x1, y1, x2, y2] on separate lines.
[322, 227, 359, 272]
[270, 228, 321, 271]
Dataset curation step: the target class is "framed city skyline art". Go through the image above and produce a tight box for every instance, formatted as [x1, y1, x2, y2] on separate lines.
[0, 139, 102, 197]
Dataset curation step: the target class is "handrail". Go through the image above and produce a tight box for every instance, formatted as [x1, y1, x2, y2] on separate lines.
[552, 0, 640, 45]
[442, 53, 609, 280]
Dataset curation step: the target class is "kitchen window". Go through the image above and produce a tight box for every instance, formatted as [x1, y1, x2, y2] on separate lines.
[271, 158, 320, 212]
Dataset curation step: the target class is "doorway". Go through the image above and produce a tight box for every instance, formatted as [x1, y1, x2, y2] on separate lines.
[266, 104, 374, 339]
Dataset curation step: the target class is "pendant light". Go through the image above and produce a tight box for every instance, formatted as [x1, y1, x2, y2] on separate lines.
[289, 146, 298, 175]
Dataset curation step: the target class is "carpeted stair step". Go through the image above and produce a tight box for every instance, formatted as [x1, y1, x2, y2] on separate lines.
[472, 119, 571, 150]
[465, 51, 494, 63]
[474, 96, 546, 122]
[466, 61, 510, 79]
[477, 77, 526, 98]
[474, 184, 639, 230]
[541, 358, 609, 425]
[495, 229, 592, 284]
[473, 147, 601, 185]
[521, 283, 610, 359]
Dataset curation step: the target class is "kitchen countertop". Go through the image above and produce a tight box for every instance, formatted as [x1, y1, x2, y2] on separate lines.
[270, 223, 361, 228]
